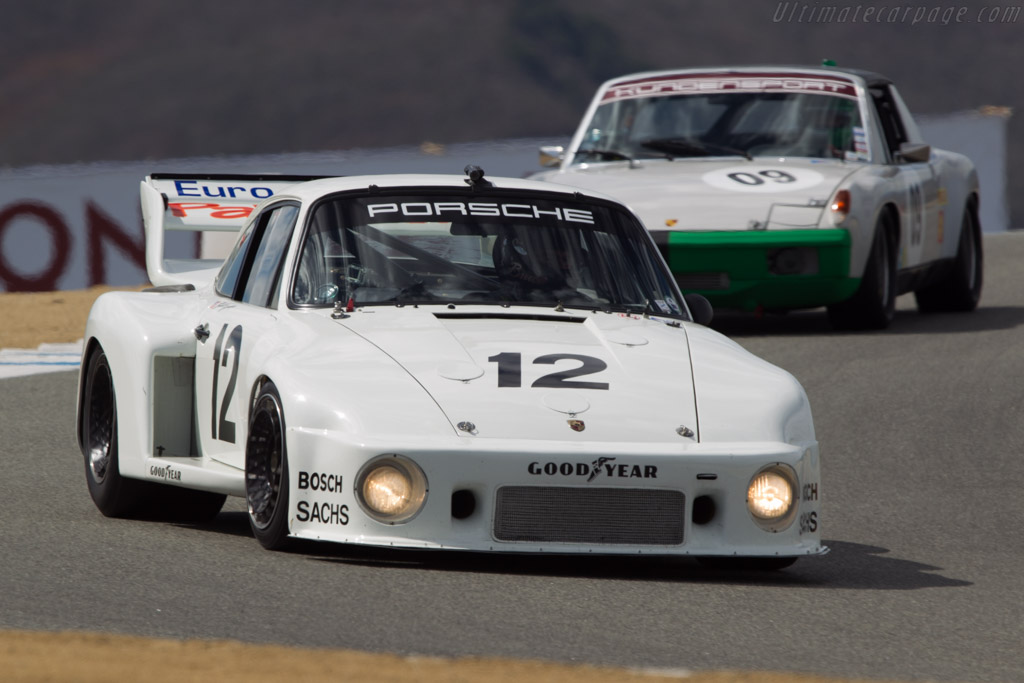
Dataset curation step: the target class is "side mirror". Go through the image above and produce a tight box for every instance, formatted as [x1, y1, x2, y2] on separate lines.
[539, 145, 565, 168]
[684, 293, 714, 326]
[896, 142, 931, 163]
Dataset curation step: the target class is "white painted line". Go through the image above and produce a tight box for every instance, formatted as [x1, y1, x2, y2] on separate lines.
[0, 341, 84, 379]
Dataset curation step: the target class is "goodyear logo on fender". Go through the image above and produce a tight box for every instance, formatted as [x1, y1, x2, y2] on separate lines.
[149, 464, 182, 481]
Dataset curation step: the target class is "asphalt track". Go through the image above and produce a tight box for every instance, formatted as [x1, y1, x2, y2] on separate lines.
[1, 233, 1022, 683]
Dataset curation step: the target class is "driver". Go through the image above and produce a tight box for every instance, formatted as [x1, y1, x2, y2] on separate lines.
[492, 231, 578, 301]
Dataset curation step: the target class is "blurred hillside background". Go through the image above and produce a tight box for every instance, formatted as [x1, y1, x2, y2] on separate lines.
[1, 0, 1020, 223]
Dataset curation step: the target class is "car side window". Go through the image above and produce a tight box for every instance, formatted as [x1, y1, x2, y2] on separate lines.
[215, 218, 260, 299]
[869, 85, 908, 160]
[240, 204, 300, 307]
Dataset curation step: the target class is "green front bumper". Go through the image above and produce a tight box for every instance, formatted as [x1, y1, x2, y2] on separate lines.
[655, 229, 859, 311]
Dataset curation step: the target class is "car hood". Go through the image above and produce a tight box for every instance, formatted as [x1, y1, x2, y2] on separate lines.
[536, 158, 859, 231]
[335, 307, 699, 443]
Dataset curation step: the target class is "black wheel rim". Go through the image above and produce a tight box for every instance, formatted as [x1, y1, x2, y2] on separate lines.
[246, 393, 285, 530]
[87, 360, 115, 484]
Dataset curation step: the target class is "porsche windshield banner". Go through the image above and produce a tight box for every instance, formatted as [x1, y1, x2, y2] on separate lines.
[364, 200, 596, 224]
[602, 72, 859, 102]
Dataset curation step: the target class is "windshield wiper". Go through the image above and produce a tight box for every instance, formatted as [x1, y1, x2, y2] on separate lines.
[641, 137, 752, 161]
[391, 280, 436, 304]
[574, 148, 635, 163]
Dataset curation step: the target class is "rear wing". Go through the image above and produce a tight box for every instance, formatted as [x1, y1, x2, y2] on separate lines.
[140, 173, 329, 287]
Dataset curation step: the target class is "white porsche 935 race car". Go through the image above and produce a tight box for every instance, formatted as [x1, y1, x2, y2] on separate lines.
[533, 66, 983, 329]
[76, 168, 824, 567]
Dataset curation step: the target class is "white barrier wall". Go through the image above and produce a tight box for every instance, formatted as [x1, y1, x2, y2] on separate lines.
[0, 141, 551, 292]
[917, 107, 1011, 234]
[0, 118, 1011, 292]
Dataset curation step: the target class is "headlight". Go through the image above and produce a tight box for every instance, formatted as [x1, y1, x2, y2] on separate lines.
[746, 464, 798, 532]
[355, 455, 428, 523]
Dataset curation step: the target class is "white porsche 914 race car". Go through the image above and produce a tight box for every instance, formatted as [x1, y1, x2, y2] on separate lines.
[76, 168, 824, 568]
[533, 66, 983, 329]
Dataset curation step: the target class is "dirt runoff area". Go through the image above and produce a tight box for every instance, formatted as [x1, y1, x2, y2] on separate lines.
[2, 629, 918, 683]
[1, 287, 904, 683]
[0, 285, 142, 348]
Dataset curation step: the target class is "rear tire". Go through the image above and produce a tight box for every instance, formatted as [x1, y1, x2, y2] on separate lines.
[81, 347, 147, 517]
[915, 205, 982, 312]
[82, 346, 227, 522]
[828, 216, 896, 330]
[246, 381, 291, 550]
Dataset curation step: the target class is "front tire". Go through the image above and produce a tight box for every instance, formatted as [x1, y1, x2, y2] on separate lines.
[914, 205, 982, 312]
[81, 347, 147, 517]
[246, 381, 291, 550]
[828, 216, 896, 330]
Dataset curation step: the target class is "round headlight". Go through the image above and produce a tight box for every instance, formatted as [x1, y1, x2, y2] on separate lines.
[363, 466, 412, 514]
[355, 455, 428, 523]
[747, 465, 798, 531]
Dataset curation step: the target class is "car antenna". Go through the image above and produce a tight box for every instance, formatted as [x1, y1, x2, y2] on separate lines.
[464, 165, 493, 188]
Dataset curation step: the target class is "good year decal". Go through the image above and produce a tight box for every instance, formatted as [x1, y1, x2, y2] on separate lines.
[528, 457, 657, 481]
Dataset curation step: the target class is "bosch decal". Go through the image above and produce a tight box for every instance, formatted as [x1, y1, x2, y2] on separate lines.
[799, 511, 818, 535]
[802, 483, 819, 502]
[296, 501, 350, 525]
[298, 471, 344, 493]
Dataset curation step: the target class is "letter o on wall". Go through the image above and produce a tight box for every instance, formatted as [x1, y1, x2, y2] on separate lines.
[0, 203, 71, 291]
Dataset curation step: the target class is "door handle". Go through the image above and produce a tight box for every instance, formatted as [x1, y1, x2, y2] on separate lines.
[194, 323, 210, 343]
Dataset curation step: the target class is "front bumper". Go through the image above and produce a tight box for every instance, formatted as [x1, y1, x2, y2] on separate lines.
[286, 429, 825, 558]
[654, 229, 858, 311]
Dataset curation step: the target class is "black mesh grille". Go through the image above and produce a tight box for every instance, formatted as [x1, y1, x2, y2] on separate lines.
[493, 486, 685, 545]
[675, 272, 731, 290]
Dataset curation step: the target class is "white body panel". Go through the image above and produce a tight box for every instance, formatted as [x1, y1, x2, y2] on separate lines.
[78, 172, 824, 558]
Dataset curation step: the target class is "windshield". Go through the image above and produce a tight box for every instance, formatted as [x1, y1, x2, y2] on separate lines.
[291, 191, 686, 318]
[575, 90, 865, 163]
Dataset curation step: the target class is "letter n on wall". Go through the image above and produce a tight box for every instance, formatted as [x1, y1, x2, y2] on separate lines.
[87, 202, 145, 286]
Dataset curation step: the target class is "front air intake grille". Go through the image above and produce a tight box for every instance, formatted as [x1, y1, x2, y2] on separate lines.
[675, 272, 731, 291]
[493, 486, 685, 545]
